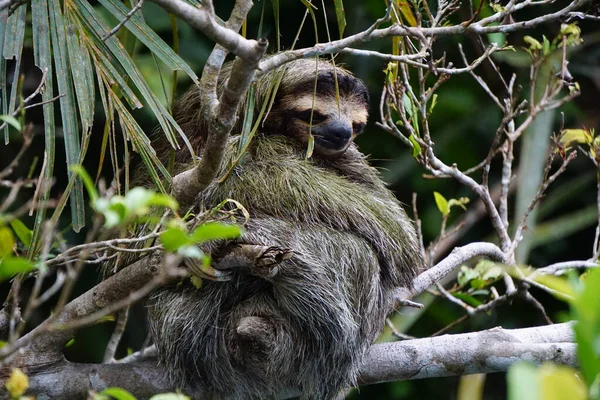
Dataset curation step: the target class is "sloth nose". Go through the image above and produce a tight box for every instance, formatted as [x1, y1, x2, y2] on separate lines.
[329, 121, 352, 143]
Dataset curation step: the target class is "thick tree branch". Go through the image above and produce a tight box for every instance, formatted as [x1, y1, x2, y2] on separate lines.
[12, 323, 575, 399]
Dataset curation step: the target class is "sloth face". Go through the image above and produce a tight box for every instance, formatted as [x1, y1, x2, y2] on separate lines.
[289, 94, 368, 156]
[266, 68, 370, 157]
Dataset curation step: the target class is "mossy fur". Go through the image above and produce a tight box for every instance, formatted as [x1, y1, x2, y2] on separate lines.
[146, 59, 422, 399]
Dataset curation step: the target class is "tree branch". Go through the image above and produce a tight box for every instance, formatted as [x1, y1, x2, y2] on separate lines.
[12, 323, 575, 399]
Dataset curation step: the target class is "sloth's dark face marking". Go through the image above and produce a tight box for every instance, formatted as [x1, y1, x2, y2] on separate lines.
[272, 70, 369, 157]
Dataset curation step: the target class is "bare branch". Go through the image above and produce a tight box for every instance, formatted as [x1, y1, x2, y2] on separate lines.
[395, 242, 509, 302]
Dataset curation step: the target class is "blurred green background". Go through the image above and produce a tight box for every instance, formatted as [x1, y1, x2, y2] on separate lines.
[1, 0, 599, 398]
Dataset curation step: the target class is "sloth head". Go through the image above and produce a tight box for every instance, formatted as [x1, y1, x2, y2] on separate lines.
[256, 59, 370, 156]
[172, 58, 370, 161]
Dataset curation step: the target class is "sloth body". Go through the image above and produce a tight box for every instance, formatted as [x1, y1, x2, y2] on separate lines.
[147, 59, 421, 399]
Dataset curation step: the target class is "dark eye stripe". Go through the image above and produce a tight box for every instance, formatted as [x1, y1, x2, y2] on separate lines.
[353, 122, 366, 133]
[296, 110, 327, 124]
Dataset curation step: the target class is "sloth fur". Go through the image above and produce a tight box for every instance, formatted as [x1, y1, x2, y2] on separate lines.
[145, 59, 422, 399]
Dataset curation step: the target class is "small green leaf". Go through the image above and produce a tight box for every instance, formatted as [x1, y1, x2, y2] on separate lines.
[560, 128, 593, 148]
[448, 197, 470, 211]
[9, 219, 32, 248]
[452, 292, 483, 307]
[0, 115, 21, 132]
[408, 134, 421, 158]
[159, 227, 190, 252]
[0, 226, 15, 257]
[433, 192, 450, 217]
[98, 387, 137, 400]
[0, 257, 36, 282]
[542, 35, 551, 55]
[190, 223, 243, 243]
[523, 36, 542, 51]
[457, 265, 479, 286]
[190, 276, 203, 290]
[428, 94, 438, 114]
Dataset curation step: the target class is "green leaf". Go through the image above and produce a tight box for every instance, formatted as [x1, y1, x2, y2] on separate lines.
[160, 227, 190, 252]
[452, 292, 483, 307]
[98, 387, 137, 400]
[457, 265, 478, 286]
[9, 219, 32, 248]
[508, 363, 540, 400]
[408, 134, 421, 157]
[333, 0, 346, 38]
[97, 0, 199, 84]
[524, 36, 542, 51]
[190, 223, 243, 243]
[573, 268, 600, 388]
[540, 364, 586, 400]
[65, 25, 95, 133]
[560, 128, 593, 148]
[532, 274, 574, 302]
[49, 0, 85, 232]
[0, 226, 15, 257]
[0, 257, 36, 282]
[0, 115, 21, 132]
[433, 192, 450, 217]
[30, 0, 56, 259]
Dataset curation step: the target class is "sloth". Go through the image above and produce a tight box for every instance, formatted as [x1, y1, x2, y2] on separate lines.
[145, 58, 422, 399]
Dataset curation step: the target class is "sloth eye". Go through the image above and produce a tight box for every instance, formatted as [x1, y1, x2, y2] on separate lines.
[296, 110, 327, 124]
[353, 122, 366, 134]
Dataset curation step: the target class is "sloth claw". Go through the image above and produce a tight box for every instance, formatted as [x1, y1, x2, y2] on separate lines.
[212, 244, 294, 278]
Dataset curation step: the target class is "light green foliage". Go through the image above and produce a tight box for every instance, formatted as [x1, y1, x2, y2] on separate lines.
[433, 191, 469, 217]
[94, 188, 178, 228]
[508, 363, 586, 400]
[0, 224, 35, 283]
[95, 387, 137, 400]
[573, 269, 600, 397]
[159, 222, 243, 259]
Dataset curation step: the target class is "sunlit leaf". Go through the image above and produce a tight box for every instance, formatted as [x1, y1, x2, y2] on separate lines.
[190, 223, 243, 243]
[5, 368, 29, 398]
[433, 192, 450, 217]
[524, 36, 542, 51]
